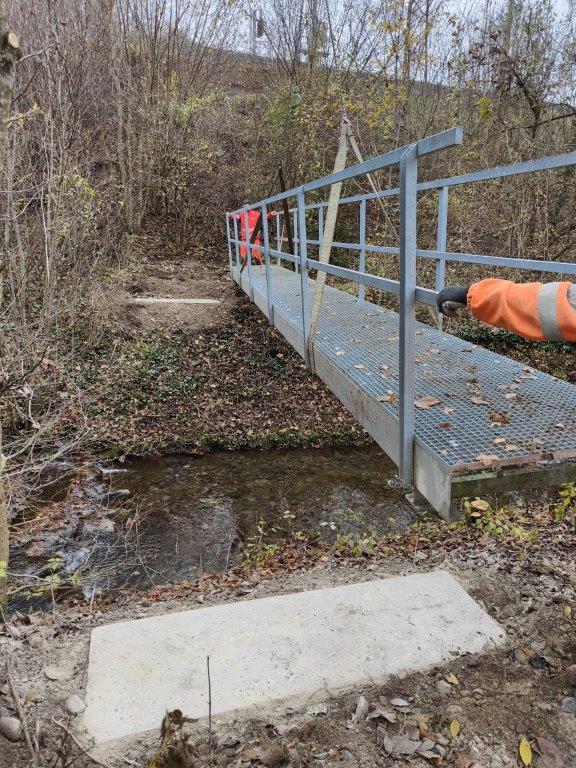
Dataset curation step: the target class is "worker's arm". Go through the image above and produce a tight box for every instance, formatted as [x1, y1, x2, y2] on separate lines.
[437, 279, 576, 342]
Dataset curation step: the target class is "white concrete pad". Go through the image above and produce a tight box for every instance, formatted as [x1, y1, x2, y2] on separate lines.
[126, 297, 220, 305]
[84, 571, 504, 743]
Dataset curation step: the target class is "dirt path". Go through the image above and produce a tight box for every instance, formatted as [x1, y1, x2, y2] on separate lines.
[115, 256, 237, 333]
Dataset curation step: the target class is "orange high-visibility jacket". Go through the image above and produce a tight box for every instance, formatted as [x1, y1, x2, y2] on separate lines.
[468, 279, 576, 342]
[235, 210, 275, 263]
[235, 210, 263, 263]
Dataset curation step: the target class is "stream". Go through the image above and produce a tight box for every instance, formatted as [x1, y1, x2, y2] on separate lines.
[11, 446, 420, 605]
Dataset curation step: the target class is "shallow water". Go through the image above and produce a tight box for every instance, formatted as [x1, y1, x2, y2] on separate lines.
[12, 446, 419, 602]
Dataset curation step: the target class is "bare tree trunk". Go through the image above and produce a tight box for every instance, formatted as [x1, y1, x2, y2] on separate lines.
[0, 0, 21, 610]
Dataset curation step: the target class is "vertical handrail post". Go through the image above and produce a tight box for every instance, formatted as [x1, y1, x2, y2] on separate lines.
[297, 187, 311, 363]
[261, 203, 274, 325]
[225, 213, 234, 278]
[358, 197, 367, 302]
[293, 208, 299, 274]
[318, 206, 324, 246]
[398, 144, 418, 486]
[232, 214, 240, 281]
[242, 207, 254, 300]
[275, 211, 281, 265]
[435, 185, 449, 329]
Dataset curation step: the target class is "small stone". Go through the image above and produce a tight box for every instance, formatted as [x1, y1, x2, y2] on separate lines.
[446, 704, 464, 720]
[64, 695, 85, 716]
[0, 716, 22, 742]
[435, 679, 452, 695]
[307, 702, 328, 716]
[218, 734, 239, 748]
[560, 696, 576, 714]
[105, 489, 130, 502]
[44, 665, 73, 681]
[390, 697, 410, 708]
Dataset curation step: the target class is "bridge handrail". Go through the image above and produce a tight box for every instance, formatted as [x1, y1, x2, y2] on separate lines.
[301, 150, 576, 209]
[225, 128, 576, 492]
[229, 128, 463, 214]
[228, 235, 576, 278]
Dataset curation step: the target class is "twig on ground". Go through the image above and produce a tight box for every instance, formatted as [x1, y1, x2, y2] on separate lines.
[207, 655, 213, 748]
[51, 719, 114, 768]
[8, 652, 43, 767]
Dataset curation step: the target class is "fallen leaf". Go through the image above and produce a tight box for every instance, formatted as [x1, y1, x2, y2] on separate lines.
[335, 350, 345, 356]
[366, 708, 397, 723]
[354, 695, 370, 722]
[513, 645, 534, 665]
[494, 436, 506, 444]
[353, 364, 365, 370]
[475, 453, 500, 468]
[450, 719, 461, 738]
[506, 444, 520, 451]
[555, 422, 566, 429]
[415, 395, 441, 409]
[453, 749, 475, 768]
[519, 737, 533, 766]
[379, 363, 389, 370]
[378, 393, 397, 404]
[445, 673, 460, 685]
[260, 744, 287, 767]
[489, 411, 509, 423]
[437, 421, 452, 429]
[564, 605, 572, 617]
[505, 392, 517, 400]
[382, 734, 421, 756]
[470, 395, 489, 405]
[443, 407, 454, 414]
[41, 357, 61, 373]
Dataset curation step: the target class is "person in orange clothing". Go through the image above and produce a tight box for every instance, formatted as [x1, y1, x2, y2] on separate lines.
[235, 208, 264, 265]
[437, 279, 576, 342]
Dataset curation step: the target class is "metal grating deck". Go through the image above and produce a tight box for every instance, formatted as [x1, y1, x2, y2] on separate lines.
[241, 264, 576, 476]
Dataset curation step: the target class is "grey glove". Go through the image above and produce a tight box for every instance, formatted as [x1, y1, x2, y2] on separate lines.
[437, 286, 469, 317]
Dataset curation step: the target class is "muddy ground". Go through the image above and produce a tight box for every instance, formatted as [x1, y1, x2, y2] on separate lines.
[2, 500, 575, 768]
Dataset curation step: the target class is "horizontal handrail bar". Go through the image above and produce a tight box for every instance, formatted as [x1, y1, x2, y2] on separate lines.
[230, 128, 463, 215]
[418, 151, 576, 192]
[269, 248, 298, 263]
[306, 259, 437, 306]
[300, 151, 576, 210]
[417, 249, 576, 275]
[234, 236, 576, 276]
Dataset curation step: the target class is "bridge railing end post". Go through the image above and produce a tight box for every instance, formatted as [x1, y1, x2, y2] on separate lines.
[296, 188, 311, 365]
[398, 144, 418, 487]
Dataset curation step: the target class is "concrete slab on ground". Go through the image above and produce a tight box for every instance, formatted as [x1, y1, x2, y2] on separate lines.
[126, 297, 220, 305]
[84, 571, 505, 743]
